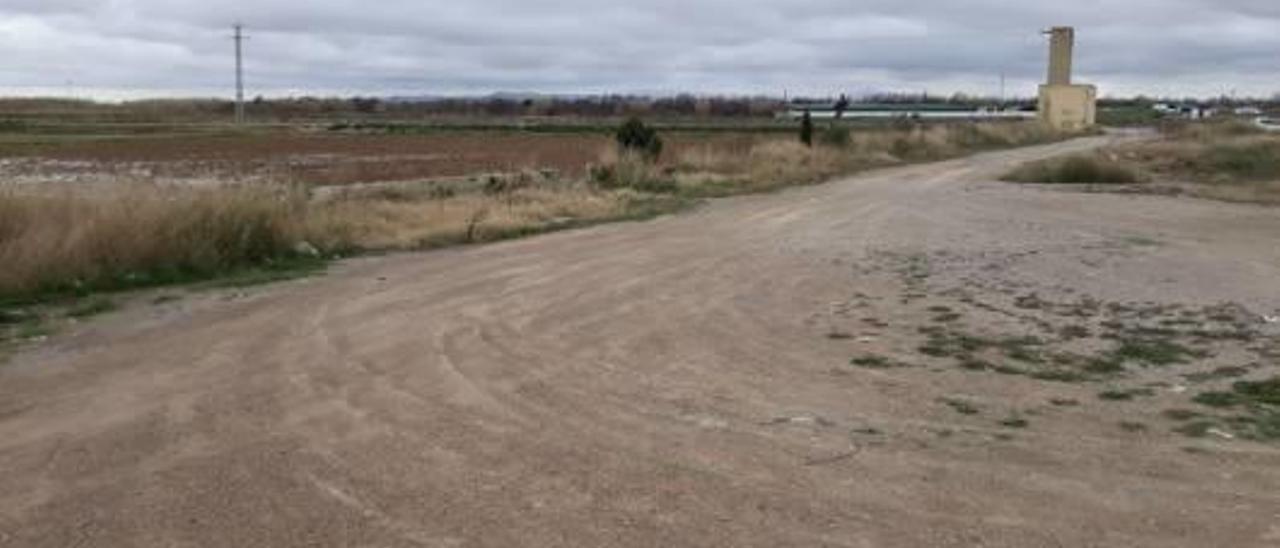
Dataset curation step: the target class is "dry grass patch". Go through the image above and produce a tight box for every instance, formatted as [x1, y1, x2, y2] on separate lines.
[310, 186, 670, 249]
[0, 183, 317, 299]
[672, 122, 1058, 197]
[1002, 153, 1142, 184]
[0, 181, 680, 301]
[1117, 124, 1280, 204]
[1006, 121, 1280, 204]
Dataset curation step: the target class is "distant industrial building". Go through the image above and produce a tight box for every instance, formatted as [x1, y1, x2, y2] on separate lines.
[780, 102, 1034, 121]
[1153, 103, 1214, 120]
[780, 27, 1098, 128]
[1151, 103, 1266, 121]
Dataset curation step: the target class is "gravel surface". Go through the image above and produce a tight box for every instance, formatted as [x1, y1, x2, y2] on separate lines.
[2, 135, 1279, 547]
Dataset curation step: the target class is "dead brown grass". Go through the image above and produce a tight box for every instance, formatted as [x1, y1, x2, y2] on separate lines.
[670, 122, 1057, 196]
[0, 184, 314, 297]
[1110, 122, 1280, 204]
[1002, 153, 1142, 184]
[0, 181, 671, 299]
[309, 186, 660, 249]
[999, 120, 1280, 205]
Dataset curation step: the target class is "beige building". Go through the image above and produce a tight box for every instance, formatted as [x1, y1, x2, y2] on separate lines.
[1038, 27, 1096, 131]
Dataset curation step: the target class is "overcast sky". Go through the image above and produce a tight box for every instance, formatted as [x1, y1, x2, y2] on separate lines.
[1, 0, 1277, 100]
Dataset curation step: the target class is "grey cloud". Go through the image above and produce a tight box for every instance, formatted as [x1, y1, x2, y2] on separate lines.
[0, 0, 1277, 99]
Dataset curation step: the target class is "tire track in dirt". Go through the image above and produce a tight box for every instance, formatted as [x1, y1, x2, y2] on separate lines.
[3, 135, 1280, 547]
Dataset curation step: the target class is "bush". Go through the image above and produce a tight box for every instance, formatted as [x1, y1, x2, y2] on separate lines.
[799, 111, 814, 147]
[482, 173, 532, 196]
[818, 125, 851, 147]
[1002, 154, 1141, 184]
[616, 117, 663, 161]
[590, 153, 677, 193]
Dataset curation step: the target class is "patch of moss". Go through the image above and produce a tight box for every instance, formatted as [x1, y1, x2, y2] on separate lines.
[850, 355, 906, 369]
[1183, 366, 1251, 383]
[1232, 377, 1280, 406]
[1099, 387, 1156, 401]
[1162, 409, 1202, 422]
[1030, 369, 1089, 383]
[1119, 421, 1148, 433]
[1174, 420, 1216, 438]
[1193, 391, 1243, 408]
[1111, 338, 1204, 366]
[942, 398, 981, 416]
[1000, 416, 1030, 429]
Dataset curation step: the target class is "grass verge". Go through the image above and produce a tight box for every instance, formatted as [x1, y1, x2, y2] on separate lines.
[1005, 122, 1280, 205]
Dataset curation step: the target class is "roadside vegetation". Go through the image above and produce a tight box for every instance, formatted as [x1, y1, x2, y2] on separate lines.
[0, 118, 1060, 345]
[0, 181, 678, 300]
[657, 120, 1057, 197]
[1003, 120, 1280, 203]
[1002, 154, 1141, 184]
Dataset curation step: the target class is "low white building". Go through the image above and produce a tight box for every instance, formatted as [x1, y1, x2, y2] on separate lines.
[1153, 103, 1212, 120]
[1255, 117, 1280, 132]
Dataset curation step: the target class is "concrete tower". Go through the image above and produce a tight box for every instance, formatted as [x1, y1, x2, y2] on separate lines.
[1046, 27, 1074, 85]
[1038, 27, 1096, 131]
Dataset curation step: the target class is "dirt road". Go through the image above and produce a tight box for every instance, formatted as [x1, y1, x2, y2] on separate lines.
[3, 136, 1279, 547]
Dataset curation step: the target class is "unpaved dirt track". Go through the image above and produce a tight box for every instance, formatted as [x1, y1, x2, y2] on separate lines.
[4, 136, 1280, 547]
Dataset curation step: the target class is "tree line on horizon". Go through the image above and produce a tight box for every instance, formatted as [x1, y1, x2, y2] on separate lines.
[0, 92, 1276, 122]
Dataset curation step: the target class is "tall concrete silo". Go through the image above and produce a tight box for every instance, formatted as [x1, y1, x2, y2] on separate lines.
[1038, 27, 1096, 131]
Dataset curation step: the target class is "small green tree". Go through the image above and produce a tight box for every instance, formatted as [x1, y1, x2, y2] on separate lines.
[799, 110, 814, 147]
[616, 117, 663, 161]
[834, 94, 851, 120]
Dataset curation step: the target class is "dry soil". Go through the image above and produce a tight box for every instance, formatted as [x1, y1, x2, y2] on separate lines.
[2, 135, 1279, 547]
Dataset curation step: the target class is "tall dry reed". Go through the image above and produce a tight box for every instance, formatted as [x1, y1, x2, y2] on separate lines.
[0, 184, 313, 297]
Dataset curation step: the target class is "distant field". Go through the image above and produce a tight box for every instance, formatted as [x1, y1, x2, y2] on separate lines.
[0, 120, 1016, 187]
[0, 131, 611, 185]
[0, 127, 785, 186]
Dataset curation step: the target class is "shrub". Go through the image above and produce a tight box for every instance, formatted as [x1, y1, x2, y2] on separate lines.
[818, 125, 851, 147]
[482, 173, 532, 196]
[799, 111, 814, 148]
[590, 152, 677, 193]
[1002, 154, 1141, 184]
[833, 94, 851, 120]
[615, 117, 663, 161]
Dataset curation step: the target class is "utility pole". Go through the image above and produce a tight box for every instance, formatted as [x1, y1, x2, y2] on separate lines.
[233, 23, 246, 125]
